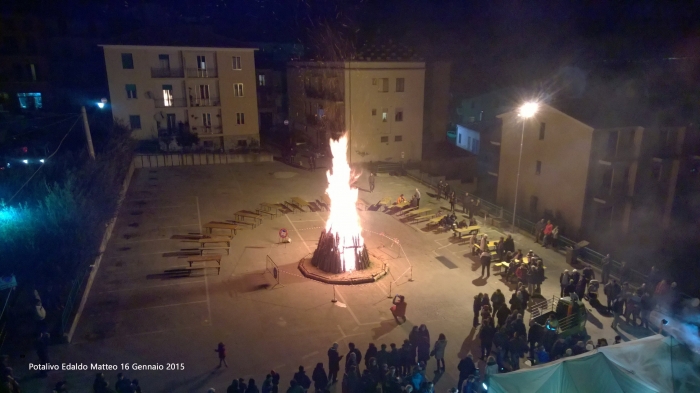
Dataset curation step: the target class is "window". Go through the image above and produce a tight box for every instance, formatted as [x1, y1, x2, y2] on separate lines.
[458, 134, 462, 144]
[232, 56, 241, 70]
[121, 53, 134, 69]
[17, 92, 41, 109]
[536, 160, 542, 175]
[125, 84, 137, 99]
[394, 135, 403, 142]
[202, 113, 212, 127]
[396, 78, 405, 92]
[234, 83, 244, 97]
[539, 122, 546, 140]
[372, 109, 377, 116]
[158, 54, 170, 70]
[395, 108, 403, 122]
[162, 84, 173, 107]
[236, 113, 245, 125]
[197, 55, 206, 70]
[198, 84, 210, 100]
[258, 74, 266, 86]
[129, 115, 141, 129]
[380, 136, 389, 143]
[379, 78, 389, 92]
[382, 108, 388, 122]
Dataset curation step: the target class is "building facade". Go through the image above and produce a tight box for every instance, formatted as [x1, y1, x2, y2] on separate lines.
[287, 61, 425, 163]
[101, 45, 259, 150]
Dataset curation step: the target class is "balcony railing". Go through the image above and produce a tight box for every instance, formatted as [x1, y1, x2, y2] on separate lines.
[150, 67, 185, 78]
[190, 96, 220, 107]
[196, 126, 223, 135]
[154, 98, 187, 108]
[304, 87, 343, 102]
[186, 68, 218, 78]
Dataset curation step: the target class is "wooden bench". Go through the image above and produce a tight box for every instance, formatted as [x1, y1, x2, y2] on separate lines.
[258, 203, 279, 218]
[290, 197, 311, 212]
[284, 200, 305, 213]
[187, 254, 222, 267]
[395, 205, 418, 216]
[234, 210, 263, 225]
[315, 199, 329, 211]
[453, 225, 481, 238]
[164, 266, 220, 276]
[223, 219, 255, 229]
[203, 222, 239, 236]
[426, 214, 447, 228]
[171, 234, 207, 240]
[180, 236, 231, 248]
[376, 197, 392, 207]
[402, 207, 432, 219]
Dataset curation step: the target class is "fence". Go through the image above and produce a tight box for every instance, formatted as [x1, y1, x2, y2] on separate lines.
[133, 152, 274, 168]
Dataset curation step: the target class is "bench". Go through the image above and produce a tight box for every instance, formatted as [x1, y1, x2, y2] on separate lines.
[284, 200, 305, 213]
[376, 197, 392, 207]
[224, 219, 255, 229]
[234, 210, 263, 225]
[453, 225, 481, 238]
[426, 214, 447, 228]
[203, 222, 239, 236]
[164, 266, 220, 276]
[258, 203, 280, 218]
[171, 234, 207, 240]
[256, 209, 277, 219]
[315, 199, 329, 211]
[396, 206, 419, 216]
[187, 254, 222, 267]
[402, 207, 432, 219]
[180, 236, 231, 248]
[290, 197, 311, 212]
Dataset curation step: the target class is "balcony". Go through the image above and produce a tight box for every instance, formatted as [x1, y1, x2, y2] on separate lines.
[186, 68, 218, 78]
[196, 126, 223, 135]
[150, 67, 185, 78]
[190, 96, 220, 107]
[304, 87, 343, 102]
[154, 98, 187, 108]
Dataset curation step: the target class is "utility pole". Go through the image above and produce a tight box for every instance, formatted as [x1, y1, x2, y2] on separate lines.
[81, 106, 96, 160]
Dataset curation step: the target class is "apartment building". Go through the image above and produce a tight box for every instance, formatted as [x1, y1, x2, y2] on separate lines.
[101, 45, 259, 150]
[287, 60, 425, 163]
[495, 102, 700, 248]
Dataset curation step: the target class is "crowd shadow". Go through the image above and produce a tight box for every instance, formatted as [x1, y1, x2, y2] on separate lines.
[371, 319, 402, 340]
[457, 326, 479, 359]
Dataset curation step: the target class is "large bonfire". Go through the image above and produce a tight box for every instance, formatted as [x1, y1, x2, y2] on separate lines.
[310, 135, 370, 273]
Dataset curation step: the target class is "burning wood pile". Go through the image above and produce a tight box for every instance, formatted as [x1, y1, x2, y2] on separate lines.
[311, 228, 371, 273]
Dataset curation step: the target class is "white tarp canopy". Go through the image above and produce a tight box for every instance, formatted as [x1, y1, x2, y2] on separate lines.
[488, 335, 700, 393]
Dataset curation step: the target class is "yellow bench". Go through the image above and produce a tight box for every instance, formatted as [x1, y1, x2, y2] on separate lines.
[453, 225, 481, 238]
[426, 214, 447, 227]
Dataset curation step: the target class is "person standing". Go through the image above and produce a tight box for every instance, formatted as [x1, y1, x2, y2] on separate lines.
[456, 354, 476, 393]
[559, 270, 570, 297]
[369, 172, 375, 193]
[542, 221, 554, 247]
[480, 234, 488, 255]
[473, 294, 482, 327]
[449, 192, 456, 212]
[534, 219, 545, 244]
[618, 261, 631, 285]
[327, 343, 343, 384]
[414, 189, 421, 207]
[491, 289, 505, 317]
[497, 237, 505, 261]
[431, 334, 447, 373]
[215, 342, 228, 368]
[478, 320, 495, 360]
[462, 193, 470, 214]
[601, 254, 611, 284]
[312, 363, 328, 392]
[436, 180, 444, 200]
[551, 225, 560, 249]
[480, 251, 492, 277]
[390, 295, 407, 324]
[611, 296, 624, 330]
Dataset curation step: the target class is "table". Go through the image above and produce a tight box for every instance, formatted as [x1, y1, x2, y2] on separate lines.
[291, 197, 311, 211]
[234, 210, 263, 225]
[453, 225, 481, 238]
[203, 222, 239, 236]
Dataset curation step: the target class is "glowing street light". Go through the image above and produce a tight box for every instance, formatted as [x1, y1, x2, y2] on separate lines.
[512, 102, 539, 229]
[96, 98, 108, 109]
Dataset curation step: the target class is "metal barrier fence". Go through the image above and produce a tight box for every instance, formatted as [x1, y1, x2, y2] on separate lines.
[60, 268, 90, 334]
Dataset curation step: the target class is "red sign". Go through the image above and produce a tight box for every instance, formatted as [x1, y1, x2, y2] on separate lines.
[279, 228, 288, 238]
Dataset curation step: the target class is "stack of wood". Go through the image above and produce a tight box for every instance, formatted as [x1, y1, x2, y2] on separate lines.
[311, 228, 371, 273]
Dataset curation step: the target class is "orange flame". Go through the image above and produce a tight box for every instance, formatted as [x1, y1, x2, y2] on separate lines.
[325, 135, 363, 272]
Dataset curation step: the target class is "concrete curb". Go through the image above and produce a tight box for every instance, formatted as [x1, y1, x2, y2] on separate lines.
[65, 161, 136, 343]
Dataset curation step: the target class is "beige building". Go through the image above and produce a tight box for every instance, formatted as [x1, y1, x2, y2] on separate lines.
[100, 45, 259, 150]
[287, 61, 425, 163]
[496, 103, 594, 234]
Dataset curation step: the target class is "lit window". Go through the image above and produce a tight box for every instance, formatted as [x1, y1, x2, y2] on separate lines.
[129, 115, 141, 129]
[162, 84, 173, 107]
[232, 56, 242, 70]
[121, 53, 133, 69]
[236, 113, 245, 125]
[395, 108, 403, 122]
[394, 135, 402, 142]
[17, 92, 42, 109]
[125, 84, 137, 99]
[382, 108, 388, 122]
[234, 83, 244, 97]
[380, 136, 388, 143]
[258, 74, 266, 86]
[396, 78, 405, 92]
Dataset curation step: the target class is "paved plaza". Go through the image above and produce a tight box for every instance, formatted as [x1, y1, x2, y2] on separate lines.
[20, 159, 652, 392]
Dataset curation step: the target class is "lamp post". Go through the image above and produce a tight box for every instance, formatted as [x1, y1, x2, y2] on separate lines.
[512, 102, 539, 230]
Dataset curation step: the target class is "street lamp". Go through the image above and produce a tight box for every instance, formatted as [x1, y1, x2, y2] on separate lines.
[512, 102, 539, 230]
